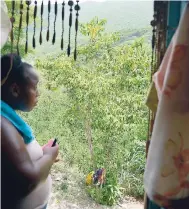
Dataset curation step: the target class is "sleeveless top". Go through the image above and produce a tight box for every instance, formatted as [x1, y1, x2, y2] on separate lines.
[1, 101, 52, 208]
[19, 139, 52, 209]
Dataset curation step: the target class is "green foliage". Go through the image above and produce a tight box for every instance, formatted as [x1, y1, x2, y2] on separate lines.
[80, 17, 107, 40]
[86, 185, 123, 206]
[86, 168, 125, 206]
[23, 17, 151, 205]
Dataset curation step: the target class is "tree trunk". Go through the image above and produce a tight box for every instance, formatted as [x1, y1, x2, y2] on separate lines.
[84, 108, 95, 170]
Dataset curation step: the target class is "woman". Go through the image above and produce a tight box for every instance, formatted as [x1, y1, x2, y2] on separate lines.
[1, 54, 59, 209]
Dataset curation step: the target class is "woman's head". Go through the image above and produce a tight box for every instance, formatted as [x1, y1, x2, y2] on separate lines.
[1, 54, 39, 112]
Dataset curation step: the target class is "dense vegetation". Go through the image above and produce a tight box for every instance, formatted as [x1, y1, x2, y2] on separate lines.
[2, 1, 152, 206]
[29, 18, 150, 205]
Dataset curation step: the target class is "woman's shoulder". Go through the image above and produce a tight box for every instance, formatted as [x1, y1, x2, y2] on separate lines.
[1, 116, 21, 138]
[1, 115, 16, 127]
[1, 116, 24, 150]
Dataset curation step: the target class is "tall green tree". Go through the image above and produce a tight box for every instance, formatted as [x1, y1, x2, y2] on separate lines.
[36, 17, 151, 205]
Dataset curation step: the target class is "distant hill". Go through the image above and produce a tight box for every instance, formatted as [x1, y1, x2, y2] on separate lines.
[27, 1, 153, 56]
[79, 1, 153, 31]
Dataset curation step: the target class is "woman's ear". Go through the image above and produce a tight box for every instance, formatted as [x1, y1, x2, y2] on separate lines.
[10, 83, 20, 98]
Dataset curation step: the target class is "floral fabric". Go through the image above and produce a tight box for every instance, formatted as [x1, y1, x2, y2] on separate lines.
[144, 3, 189, 208]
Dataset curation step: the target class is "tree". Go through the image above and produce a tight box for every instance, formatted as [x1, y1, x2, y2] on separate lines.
[36, 17, 151, 205]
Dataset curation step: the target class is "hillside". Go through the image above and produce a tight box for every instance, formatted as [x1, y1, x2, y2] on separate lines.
[27, 1, 153, 56]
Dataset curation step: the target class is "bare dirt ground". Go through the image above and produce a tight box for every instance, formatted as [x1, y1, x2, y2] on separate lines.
[47, 162, 143, 209]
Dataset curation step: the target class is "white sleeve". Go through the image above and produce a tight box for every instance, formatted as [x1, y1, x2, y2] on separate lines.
[0, 0, 11, 49]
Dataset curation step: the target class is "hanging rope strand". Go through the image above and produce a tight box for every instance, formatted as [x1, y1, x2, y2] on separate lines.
[151, 30, 156, 80]
[25, 1, 31, 54]
[52, 0, 58, 44]
[147, 0, 158, 140]
[67, 0, 74, 56]
[74, 0, 80, 60]
[46, 0, 51, 41]
[17, 0, 23, 55]
[39, 1, 44, 45]
[33, 1, 37, 48]
[61, 1, 65, 50]
[11, 0, 15, 53]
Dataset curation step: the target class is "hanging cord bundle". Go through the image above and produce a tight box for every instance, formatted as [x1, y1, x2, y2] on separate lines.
[10, 0, 15, 53]
[61, 1, 65, 50]
[157, 2, 168, 65]
[46, 0, 51, 41]
[150, 17, 157, 78]
[17, 0, 23, 55]
[39, 1, 44, 45]
[74, 0, 80, 60]
[67, 0, 74, 56]
[52, 0, 58, 44]
[33, 1, 37, 48]
[146, 3, 158, 151]
[146, 0, 159, 158]
[25, 1, 31, 54]
[144, 4, 158, 209]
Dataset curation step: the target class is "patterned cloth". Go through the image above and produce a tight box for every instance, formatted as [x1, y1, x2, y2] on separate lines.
[86, 168, 106, 186]
[0, 0, 11, 48]
[144, 3, 189, 208]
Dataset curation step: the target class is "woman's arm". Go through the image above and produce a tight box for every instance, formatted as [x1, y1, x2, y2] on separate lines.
[1, 117, 59, 196]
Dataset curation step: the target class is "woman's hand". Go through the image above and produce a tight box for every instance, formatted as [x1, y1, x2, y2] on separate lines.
[43, 140, 59, 163]
[42, 139, 54, 149]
